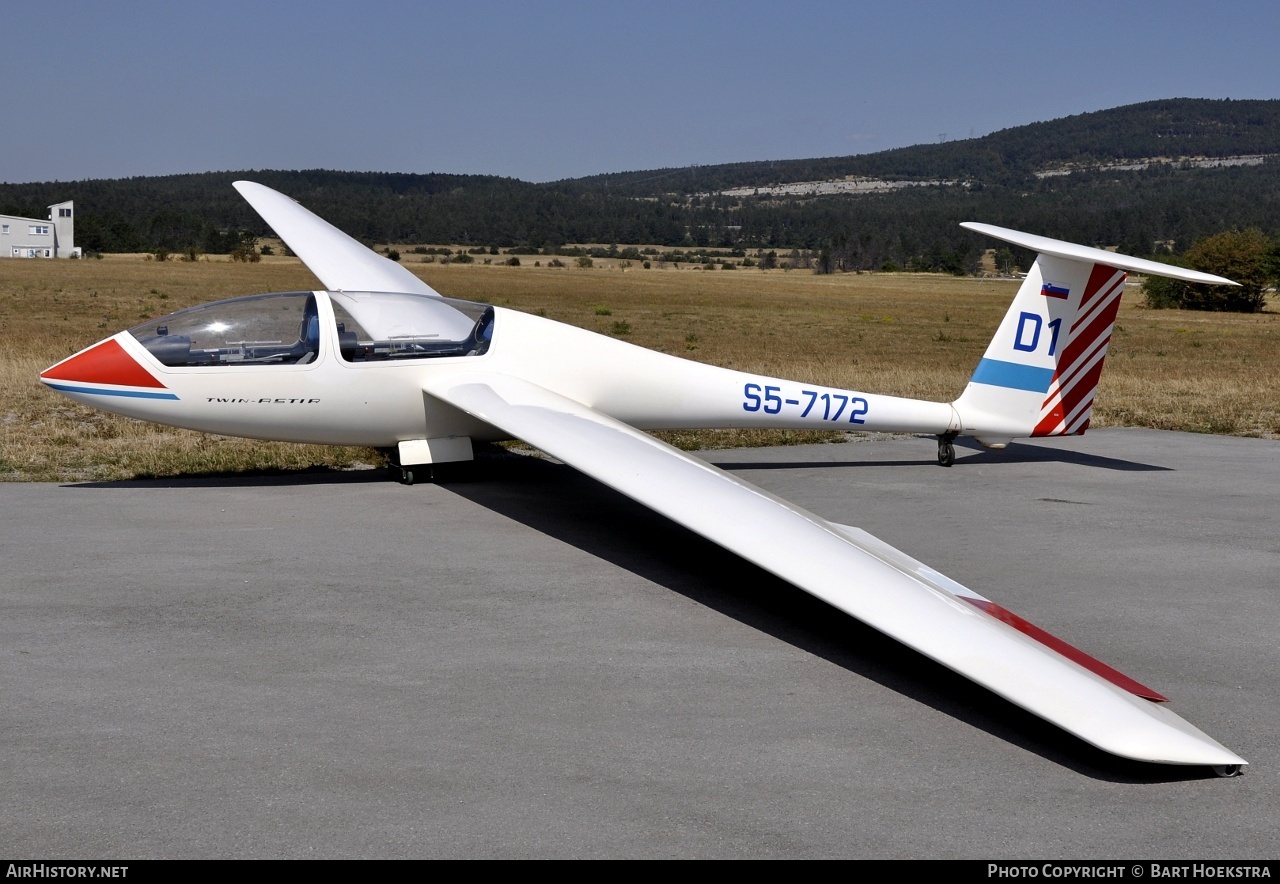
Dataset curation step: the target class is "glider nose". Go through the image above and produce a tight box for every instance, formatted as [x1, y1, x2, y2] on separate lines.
[40, 336, 175, 399]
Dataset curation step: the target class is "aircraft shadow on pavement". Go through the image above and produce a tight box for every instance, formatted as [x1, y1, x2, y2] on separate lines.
[714, 437, 1172, 473]
[63, 436, 1169, 491]
[68, 466, 393, 490]
[440, 453, 1205, 784]
[64, 448, 1198, 781]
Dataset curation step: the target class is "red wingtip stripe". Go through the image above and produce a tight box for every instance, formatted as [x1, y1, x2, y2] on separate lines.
[959, 597, 1169, 702]
[40, 339, 166, 389]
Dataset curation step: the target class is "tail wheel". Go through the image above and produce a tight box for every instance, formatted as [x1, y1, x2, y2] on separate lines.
[937, 433, 958, 467]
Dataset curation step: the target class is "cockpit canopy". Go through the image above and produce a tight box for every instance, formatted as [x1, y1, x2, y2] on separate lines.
[129, 291, 494, 367]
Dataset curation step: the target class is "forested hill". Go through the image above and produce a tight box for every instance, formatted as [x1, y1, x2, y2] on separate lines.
[3, 98, 1280, 270]
[557, 98, 1280, 194]
[0, 169, 540, 255]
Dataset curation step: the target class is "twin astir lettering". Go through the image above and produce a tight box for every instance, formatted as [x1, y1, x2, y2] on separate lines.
[205, 397, 321, 404]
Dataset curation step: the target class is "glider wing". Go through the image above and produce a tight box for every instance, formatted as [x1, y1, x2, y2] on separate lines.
[422, 371, 1246, 768]
[233, 180, 443, 297]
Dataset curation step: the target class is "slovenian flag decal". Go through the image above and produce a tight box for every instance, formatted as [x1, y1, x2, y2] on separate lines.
[1040, 282, 1070, 299]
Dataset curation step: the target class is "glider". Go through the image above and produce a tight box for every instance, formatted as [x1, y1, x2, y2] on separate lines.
[41, 181, 1247, 773]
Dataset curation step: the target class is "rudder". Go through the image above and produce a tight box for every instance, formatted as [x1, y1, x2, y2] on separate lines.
[1033, 262, 1127, 436]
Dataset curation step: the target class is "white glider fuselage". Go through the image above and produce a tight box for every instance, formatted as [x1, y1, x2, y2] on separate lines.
[46, 300, 959, 447]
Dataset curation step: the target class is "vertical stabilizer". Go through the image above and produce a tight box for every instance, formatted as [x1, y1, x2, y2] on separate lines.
[954, 223, 1237, 440]
[957, 256, 1125, 438]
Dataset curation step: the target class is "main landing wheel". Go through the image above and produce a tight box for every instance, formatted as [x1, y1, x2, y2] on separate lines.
[936, 433, 957, 468]
[386, 464, 417, 485]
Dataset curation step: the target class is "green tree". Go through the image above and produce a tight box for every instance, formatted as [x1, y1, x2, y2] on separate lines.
[1145, 229, 1274, 312]
[1140, 257, 1193, 309]
[814, 245, 835, 274]
[995, 247, 1017, 275]
[228, 230, 260, 261]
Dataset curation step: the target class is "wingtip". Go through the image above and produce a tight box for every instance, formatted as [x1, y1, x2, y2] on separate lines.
[233, 181, 303, 210]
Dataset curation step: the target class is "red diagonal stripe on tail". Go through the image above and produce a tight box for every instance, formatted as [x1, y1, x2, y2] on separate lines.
[1032, 264, 1124, 436]
[1074, 262, 1119, 317]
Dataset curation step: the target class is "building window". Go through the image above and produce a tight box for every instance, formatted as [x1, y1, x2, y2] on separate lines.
[1, 224, 8, 235]
[59, 208, 71, 218]
[29, 225, 49, 236]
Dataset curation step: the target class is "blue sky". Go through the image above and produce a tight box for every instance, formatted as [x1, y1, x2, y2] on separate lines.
[4, 0, 1277, 184]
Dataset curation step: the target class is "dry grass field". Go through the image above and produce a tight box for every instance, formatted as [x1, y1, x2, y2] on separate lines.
[4, 255, 1280, 482]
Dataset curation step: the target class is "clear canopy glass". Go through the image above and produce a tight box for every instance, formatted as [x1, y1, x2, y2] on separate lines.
[128, 291, 494, 367]
[329, 291, 494, 362]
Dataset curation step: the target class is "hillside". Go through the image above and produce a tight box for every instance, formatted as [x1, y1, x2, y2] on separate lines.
[3, 98, 1279, 269]
[557, 98, 1280, 193]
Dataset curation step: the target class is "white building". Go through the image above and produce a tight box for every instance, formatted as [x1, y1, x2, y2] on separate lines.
[0, 201, 79, 258]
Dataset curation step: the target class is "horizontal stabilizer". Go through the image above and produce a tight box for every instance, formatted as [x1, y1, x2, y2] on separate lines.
[962, 222, 1238, 286]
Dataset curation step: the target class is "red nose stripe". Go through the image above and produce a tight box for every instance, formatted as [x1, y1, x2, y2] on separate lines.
[41, 339, 166, 388]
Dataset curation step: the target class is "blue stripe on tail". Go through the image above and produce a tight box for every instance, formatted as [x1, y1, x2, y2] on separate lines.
[970, 359, 1054, 393]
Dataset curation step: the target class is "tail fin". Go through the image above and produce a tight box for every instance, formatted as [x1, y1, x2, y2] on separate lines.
[954, 223, 1236, 441]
